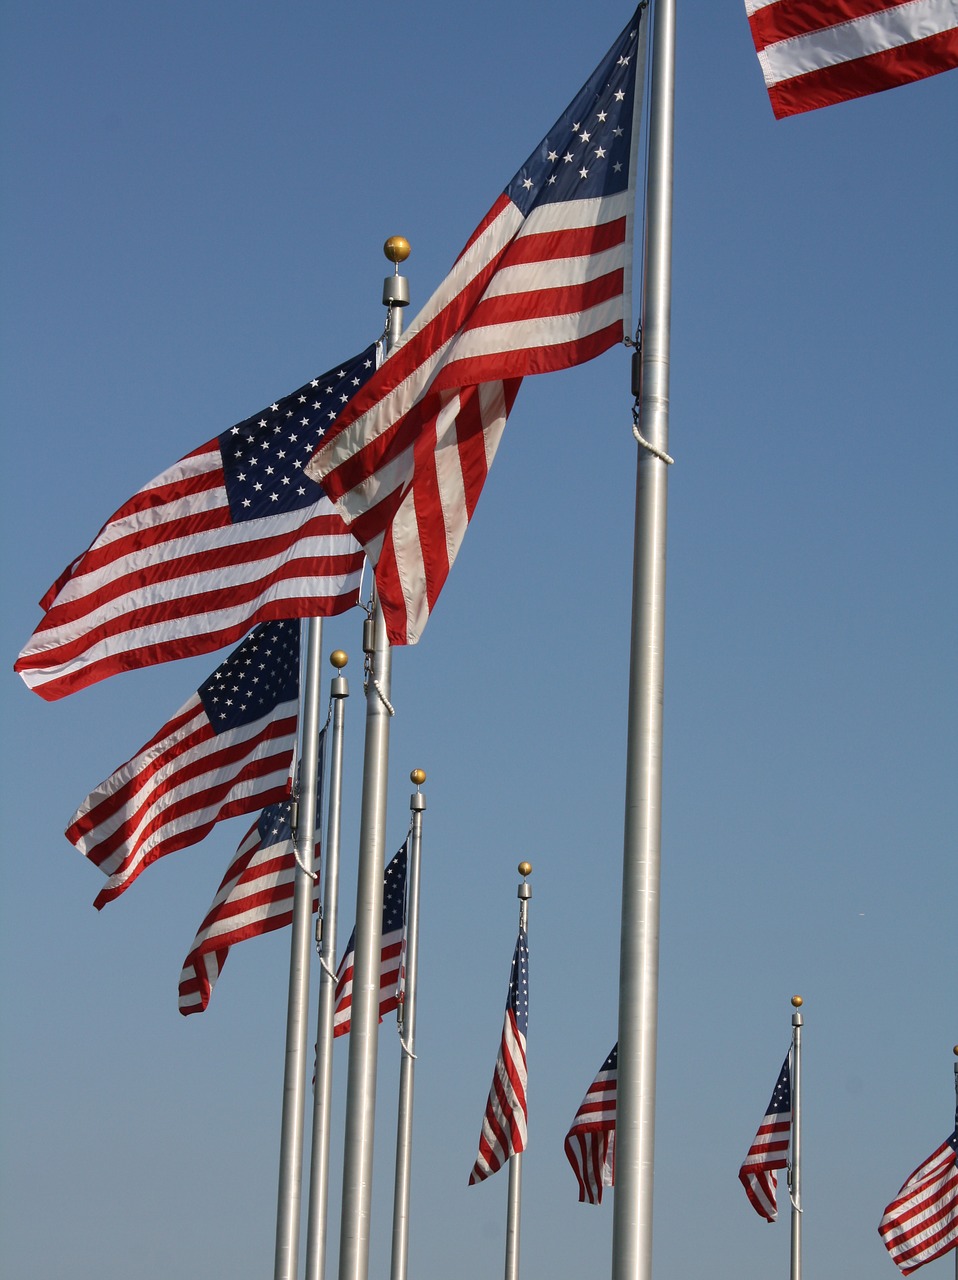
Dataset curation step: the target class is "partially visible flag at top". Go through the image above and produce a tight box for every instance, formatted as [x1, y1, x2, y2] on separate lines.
[738, 1054, 792, 1222]
[878, 1128, 958, 1275]
[564, 1043, 618, 1204]
[178, 730, 325, 1016]
[333, 840, 408, 1037]
[16, 347, 377, 701]
[306, 8, 647, 646]
[66, 619, 300, 909]
[469, 929, 530, 1185]
[745, 0, 958, 119]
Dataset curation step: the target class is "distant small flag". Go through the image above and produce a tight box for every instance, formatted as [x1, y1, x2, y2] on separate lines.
[745, 0, 958, 119]
[879, 1128, 958, 1275]
[66, 619, 300, 909]
[333, 840, 408, 1037]
[16, 348, 376, 700]
[178, 732, 325, 1016]
[738, 1054, 792, 1222]
[469, 929, 529, 1184]
[564, 1043, 617, 1204]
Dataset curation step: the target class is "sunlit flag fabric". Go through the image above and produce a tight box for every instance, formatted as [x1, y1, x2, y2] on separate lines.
[15, 347, 377, 701]
[306, 8, 647, 646]
[564, 1043, 618, 1204]
[333, 840, 408, 1037]
[177, 731, 325, 1016]
[738, 1054, 792, 1222]
[878, 1128, 958, 1275]
[469, 929, 530, 1185]
[745, 0, 958, 119]
[66, 619, 300, 910]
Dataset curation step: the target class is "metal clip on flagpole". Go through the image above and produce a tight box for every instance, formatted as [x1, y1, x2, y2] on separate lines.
[274, 618, 326, 1280]
[338, 237, 410, 1280]
[789, 997, 803, 1280]
[505, 862, 532, 1280]
[389, 769, 427, 1280]
[304, 650, 350, 1280]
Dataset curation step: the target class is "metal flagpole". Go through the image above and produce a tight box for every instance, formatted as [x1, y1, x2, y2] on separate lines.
[274, 617, 325, 1280]
[304, 649, 351, 1280]
[505, 862, 532, 1280]
[337, 236, 410, 1280]
[389, 769, 427, 1280]
[789, 997, 804, 1280]
[612, 0, 676, 1277]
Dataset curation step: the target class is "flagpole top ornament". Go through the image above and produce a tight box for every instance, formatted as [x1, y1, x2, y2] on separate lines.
[330, 650, 348, 669]
[791, 995, 803, 1007]
[518, 861, 532, 878]
[953, 1045, 958, 1057]
[384, 236, 411, 265]
[410, 769, 426, 786]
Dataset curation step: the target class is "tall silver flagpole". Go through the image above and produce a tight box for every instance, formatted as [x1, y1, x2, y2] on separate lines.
[337, 236, 410, 1280]
[274, 616, 325, 1280]
[789, 997, 804, 1280]
[305, 649, 351, 1280]
[612, 1, 676, 1278]
[389, 769, 427, 1280]
[505, 862, 533, 1280]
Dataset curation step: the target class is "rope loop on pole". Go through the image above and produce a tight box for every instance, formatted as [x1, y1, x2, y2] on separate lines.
[632, 406, 674, 465]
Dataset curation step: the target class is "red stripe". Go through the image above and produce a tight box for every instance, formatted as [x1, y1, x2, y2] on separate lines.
[435, 321, 623, 391]
[748, 0, 912, 52]
[503, 215, 627, 267]
[464, 268, 624, 331]
[767, 28, 958, 116]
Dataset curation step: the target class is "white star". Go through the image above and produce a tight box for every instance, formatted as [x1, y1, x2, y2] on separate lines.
[298, 395, 306, 403]
[270, 404, 279, 412]
[613, 161, 623, 172]
[310, 379, 319, 388]
[230, 426, 240, 435]
[579, 167, 589, 179]
[579, 130, 591, 142]
[597, 110, 607, 122]
[613, 126, 624, 137]
[522, 177, 533, 190]
[258, 418, 268, 428]
[547, 174, 557, 184]
[617, 54, 631, 66]
[547, 149, 558, 162]
[300, 417, 310, 426]
[594, 146, 606, 158]
[563, 151, 574, 163]
[237, 471, 247, 481]
[615, 89, 625, 101]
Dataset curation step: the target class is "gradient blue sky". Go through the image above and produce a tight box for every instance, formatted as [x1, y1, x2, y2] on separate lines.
[2, 4, 955, 1278]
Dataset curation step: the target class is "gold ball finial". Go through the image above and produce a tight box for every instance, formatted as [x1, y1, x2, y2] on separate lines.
[791, 995, 804, 1008]
[518, 861, 532, 878]
[410, 768, 426, 786]
[384, 235, 411, 264]
[330, 650, 348, 669]
[953, 1045, 958, 1058]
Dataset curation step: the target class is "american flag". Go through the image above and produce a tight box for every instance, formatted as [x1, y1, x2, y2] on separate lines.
[745, 1, 958, 119]
[333, 840, 408, 1037]
[564, 1043, 618, 1204]
[879, 1128, 958, 1275]
[177, 731, 325, 1016]
[469, 929, 530, 1185]
[16, 347, 376, 701]
[306, 8, 646, 646]
[738, 1054, 792, 1222]
[66, 619, 300, 909]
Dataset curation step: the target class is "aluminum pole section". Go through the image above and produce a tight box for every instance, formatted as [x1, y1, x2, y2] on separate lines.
[505, 864, 532, 1280]
[337, 238, 409, 1280]
[305, 650, 351, 1280]
[789, 998, 803, 1280]
[274, 617, 325, 1280]
[612, 2, 676, 1279]
[389, 770, 427, 1280]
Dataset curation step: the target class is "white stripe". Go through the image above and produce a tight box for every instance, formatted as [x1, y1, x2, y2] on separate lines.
[758, 0, 958, 86]
[515, 190, 631, 235]
[480, 243, 626, 301]
[444, 295, 627, 365]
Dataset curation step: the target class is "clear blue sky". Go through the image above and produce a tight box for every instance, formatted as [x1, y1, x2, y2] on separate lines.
[2, 4, 955, 1278]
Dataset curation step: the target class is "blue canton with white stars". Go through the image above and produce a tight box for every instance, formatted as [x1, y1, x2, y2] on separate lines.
[382, 842, 408, 933]
[220, 344, 378, 523]
[256, 799, 294, 848]
[198, 619, 299, 732]
[767, 1060, 792, 1115]
[505, 9, 642, 216]
[508, 930, 530, 1038]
